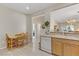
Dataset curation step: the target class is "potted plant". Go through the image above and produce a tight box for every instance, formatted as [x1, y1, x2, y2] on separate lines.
[44, 21, 49, 27]
[41, 21, 50, 34]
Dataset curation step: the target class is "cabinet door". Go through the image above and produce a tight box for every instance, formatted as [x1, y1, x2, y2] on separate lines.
[64, 44, 79, 56]
[71, 45, 79, 56]
[52, 39, 63, 56]
[64, 44, 72, 56]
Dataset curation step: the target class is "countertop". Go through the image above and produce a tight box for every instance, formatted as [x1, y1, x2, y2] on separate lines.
[40, 33, 79, 41]
[52, 35, 79, 41]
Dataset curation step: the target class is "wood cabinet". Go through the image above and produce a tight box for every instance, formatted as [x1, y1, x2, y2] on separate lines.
[52, 38, 63, 56]
[71, 45, 79, 56]
[51, 37, 79, 56]
[63, 43, 72, 56]
[64, 43, 79, 56]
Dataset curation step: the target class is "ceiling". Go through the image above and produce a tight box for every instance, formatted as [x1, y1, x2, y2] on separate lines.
[50, 4, 79, 23]
[0, 3, 74, 14]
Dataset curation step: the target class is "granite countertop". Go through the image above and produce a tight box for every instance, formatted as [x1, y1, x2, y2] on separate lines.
[40, 33, 79, 41]
[52, 34, 79, 41]
[40, 34, 52, 37]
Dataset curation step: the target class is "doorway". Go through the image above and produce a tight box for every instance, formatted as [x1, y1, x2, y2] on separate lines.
[32, 23, 41, 51]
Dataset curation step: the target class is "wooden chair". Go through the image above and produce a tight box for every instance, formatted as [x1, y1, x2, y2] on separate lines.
[6, 32, 28, 49]
[6, 34, 18, 49]
[15, 32, 28, 45]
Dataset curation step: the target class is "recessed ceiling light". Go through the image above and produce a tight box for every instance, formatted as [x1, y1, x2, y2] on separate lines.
[26, 6, 30, 10]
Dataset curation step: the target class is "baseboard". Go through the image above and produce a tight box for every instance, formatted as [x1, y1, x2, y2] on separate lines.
[39, 48, 52, 55]
[0, 47, 6, 49]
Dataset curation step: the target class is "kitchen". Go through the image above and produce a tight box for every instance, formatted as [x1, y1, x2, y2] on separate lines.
[38, 4, 79, 56]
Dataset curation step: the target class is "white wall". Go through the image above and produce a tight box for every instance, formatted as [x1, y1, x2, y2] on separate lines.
[26, 15, 32, 42]
[0, 5, 29, 48]
[26, 15, 32, 34]
[50, 17, 57, 32]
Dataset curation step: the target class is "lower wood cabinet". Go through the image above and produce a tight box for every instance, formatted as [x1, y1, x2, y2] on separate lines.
[64, 44, 79, 56]
[71, 45, 79, 56]
[63, 43, 72, 56]
[52, 38, 79, 56]
[52, 39, 63, 56]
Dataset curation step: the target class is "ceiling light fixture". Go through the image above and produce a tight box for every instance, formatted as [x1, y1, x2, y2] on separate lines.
[66, 19, 76, 24]
[26, 6, 30, 10]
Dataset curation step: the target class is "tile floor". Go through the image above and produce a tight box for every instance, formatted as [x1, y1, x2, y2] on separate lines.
[0, 43, 52, 56]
